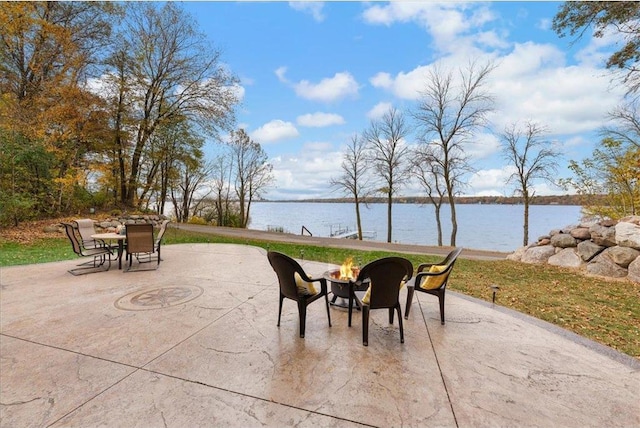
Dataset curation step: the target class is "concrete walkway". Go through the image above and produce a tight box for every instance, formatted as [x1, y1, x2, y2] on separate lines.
[1, 243, 639, 427]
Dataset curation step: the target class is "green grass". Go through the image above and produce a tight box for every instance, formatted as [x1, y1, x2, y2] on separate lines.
[1, 227, 639, 359]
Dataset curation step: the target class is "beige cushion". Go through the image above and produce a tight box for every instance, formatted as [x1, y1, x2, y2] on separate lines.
[295, 272, 318, 295]
[419, 265, 449, 290]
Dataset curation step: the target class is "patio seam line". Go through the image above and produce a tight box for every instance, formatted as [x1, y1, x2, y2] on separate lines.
[133, 367, 377, 428]
[1, 333, 144, 428]
[417, 296, 460, 428]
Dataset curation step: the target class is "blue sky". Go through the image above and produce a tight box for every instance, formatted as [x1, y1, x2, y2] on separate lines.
[181, 1, 627, 200]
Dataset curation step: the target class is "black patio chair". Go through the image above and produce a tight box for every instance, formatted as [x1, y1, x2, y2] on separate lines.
[351, 257, 413, 346]
[267, 251, 332, 338]
[404, 248, 462, 324]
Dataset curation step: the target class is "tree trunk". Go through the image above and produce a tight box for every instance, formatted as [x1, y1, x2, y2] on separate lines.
[434, 204, 443, 246]
[523, 195, 530, 246]
[449, 198, 457, 246]
[387, 193, 392, 243]
[355, 195, 363, 240]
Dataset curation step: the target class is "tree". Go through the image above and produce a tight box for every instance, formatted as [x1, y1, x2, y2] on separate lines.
[169, 149, 212, 223]
[0, 2, 118, 218]
[500, 121, 560, 246]
[228, 129, 274, 228]
[413, 61, 495, 246]
[363, 107, 411, 243]
[210, 153, 239, 227]
[562, 138, 639, 219]
[552, 2, 640, 93]
[330, 133, 373, 240]
[411, 144, 449, 246]
[105, 2, 239, 208]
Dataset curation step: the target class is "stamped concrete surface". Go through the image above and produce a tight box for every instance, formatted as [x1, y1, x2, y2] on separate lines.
[1, 243, 638, 427]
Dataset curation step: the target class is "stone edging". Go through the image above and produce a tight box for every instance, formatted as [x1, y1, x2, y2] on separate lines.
[507, 216, 640, 284]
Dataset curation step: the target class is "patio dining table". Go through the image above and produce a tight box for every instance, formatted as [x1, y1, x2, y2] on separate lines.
[91, 232, 126, 270]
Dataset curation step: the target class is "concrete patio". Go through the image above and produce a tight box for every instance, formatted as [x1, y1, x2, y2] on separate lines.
[1, 243, 639, 427]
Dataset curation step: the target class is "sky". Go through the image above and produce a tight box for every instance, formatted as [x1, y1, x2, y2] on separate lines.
[180, 1, 628, 200]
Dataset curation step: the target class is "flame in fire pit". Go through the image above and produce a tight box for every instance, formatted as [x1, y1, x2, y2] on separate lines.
[339, 257, 357, 280]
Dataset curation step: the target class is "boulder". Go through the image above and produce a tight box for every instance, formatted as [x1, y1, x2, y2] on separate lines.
[576, 240, 605, 262]
[602, 247, 640, 268]
[619, 215, 640, 225]
[548, 248, 583, 269]
[521, 245, 556, 264]
[586, 253, 628, 278]
[590, 224, 617, 247]
[615, 221, 640, 250]
[507, 246, 526, 262]
[550, 233, 577, 248]
[538, 238, 551, 246]
[628, 257, 640, 284]
[569, 227, 591, 240]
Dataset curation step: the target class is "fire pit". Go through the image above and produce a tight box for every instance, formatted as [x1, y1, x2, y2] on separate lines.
[323, 258, 369, 309]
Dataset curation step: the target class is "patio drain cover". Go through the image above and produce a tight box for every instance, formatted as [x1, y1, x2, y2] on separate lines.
[115, 285, 203, 311]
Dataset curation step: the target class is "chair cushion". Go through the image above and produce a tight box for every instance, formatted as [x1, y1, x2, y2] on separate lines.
[361, 280, 405, 305]
[419, 265, 449, 290]
[295, 272, 318, 295]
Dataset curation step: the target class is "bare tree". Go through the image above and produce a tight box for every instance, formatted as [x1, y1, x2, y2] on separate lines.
[501, 121, 560, 246]
[363, 107, 411, 243]
[210, 153, 237, 226]
[170, 154, 212, 223]
[411, 144, 449, 246]
[413, 61, 495, 246]
[106, 2, 239, 208]
[330, 133, 372, 240]
[602, 101, 640, 149]
[228, 129, 274, 228]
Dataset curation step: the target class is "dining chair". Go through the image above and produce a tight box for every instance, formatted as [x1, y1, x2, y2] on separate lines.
[124, 223, 160, 272]
[73, 219, 112, 251]
[62, 222, 112, 275]
[267, 251, 332, 338]
[351, 257, 413, 346]
[404, 247, 462, 324]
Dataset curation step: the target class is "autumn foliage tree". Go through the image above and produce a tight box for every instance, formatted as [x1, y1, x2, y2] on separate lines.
[0, 2, 118, 223]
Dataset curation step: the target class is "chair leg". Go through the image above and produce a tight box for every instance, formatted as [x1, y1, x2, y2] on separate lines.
[438, 290, 446, 325]
[404, 285, 415, 319]
[362, 305, 369, 346]
[298, 300, 307, 338]
[324, 292, 332, 327]
[348, 290, 354, 327]
[389, 307, 394, 324]
[277, 294, 284, 327]
[397, 305, 404, 343]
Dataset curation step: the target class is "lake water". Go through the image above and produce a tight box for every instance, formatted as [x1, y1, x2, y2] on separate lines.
[247, 202, 584, 252]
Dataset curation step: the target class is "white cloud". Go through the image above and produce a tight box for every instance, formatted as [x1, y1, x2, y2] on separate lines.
[294, 72, 359, 102]
[372, 40, 625, 137]
[289, 1, 325, 22]
[467, 167, 514, 196]
[266, 142, 343, 199]
[275, 66, 288, 83]
[297, 112, 345, 127]
[251, 120, 299, 143]
[464, 132, 502, 160]
[362, 2, 498, 54]
[367, 102, 393, 120]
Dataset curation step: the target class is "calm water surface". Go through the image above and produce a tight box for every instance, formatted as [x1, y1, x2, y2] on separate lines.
[248, 202, 583, 252]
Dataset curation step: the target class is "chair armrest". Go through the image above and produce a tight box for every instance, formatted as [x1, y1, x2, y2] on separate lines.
[416, 262, 436, 273]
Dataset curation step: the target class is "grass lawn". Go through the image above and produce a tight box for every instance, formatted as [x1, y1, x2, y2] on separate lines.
[1, 226, 639, 359]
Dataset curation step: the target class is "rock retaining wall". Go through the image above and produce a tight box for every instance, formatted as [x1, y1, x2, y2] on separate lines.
[507, 216, 640, 284]
[89, 215, 168, 233]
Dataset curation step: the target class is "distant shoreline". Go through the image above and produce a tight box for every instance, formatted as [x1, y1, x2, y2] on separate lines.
[256, 195, 590, 206]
